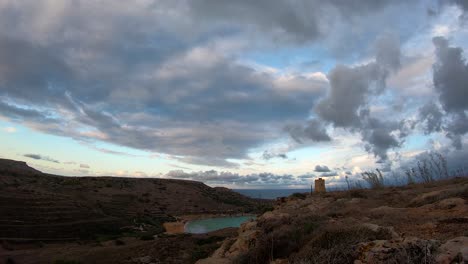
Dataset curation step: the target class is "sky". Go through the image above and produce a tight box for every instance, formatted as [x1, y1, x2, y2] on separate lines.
[1, 0, 468, 189]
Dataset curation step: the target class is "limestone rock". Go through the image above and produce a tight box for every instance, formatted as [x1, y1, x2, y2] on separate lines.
[356, 237, 439, 263]
[436, 236, 468, 264]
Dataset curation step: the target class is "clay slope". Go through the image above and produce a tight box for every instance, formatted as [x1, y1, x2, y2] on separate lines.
[199, 177, 468, 264]
[0, 159, 267, 242]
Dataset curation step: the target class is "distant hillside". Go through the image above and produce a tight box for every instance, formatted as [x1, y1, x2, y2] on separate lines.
[0, 159, 270, 241]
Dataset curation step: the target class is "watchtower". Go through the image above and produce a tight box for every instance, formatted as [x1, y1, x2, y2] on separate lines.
[314, 178, 326, 193]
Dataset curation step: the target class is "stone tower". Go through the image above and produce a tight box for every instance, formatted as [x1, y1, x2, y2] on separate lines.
[314, 178, 326, 193]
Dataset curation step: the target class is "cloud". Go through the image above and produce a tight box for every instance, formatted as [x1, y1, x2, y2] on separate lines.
[285, 119, 331, 143]
[166, 170, 316, 186]
[316, 33, 401, 128]
[419, 102, 443, 134]
[0, 16, 327, 167]
[315, 63, 384, 128]
[321, 171, 338, 177]
[189, 0, 408, 45]
[24, 154, 59, 163]
[298, 33, 405, 162]
[298, 174, 316, 179]
[431, 36, 468, 149]
[432, 37, 468, 113]
[80, 164, 90, 169]
[0, 1, 464, 174]
[2, 127, 16, 133]
[314, 165, 331, 172]
[262, 151, 288, 160]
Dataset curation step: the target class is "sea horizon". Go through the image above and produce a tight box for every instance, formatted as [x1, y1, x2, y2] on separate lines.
[233, 188, 311, 199]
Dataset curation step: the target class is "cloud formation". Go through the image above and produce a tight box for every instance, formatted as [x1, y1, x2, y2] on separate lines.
[24, 154, 59, 163]
[0, 1, 329, 167]
[0, 1, 466, 180]
[166, 170, 321, 187]
[431, 37, 468, 149]
[314, 165, 331, 172]
[303, 33, 406, 162]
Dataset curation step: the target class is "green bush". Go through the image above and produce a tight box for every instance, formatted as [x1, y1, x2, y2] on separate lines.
[291, 192, 307, 200]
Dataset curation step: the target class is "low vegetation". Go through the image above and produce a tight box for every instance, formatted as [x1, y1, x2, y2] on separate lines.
[357, 152, 465, 190]
[202, 174, 468, 264]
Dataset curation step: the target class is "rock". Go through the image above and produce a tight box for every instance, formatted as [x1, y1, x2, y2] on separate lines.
[270, 259, 288, 264]
[195, 257, 231, 264]
[435, 198, 466, 210]
[356, 237, 440, 263]
[436, 236, 468, 264]
[133, 256, 152, 264]
[261, 211, 290, 220]
[361, 223, 400, 239]
[226, 229, 259, 257]
[239, 220, 256, 232]
[410, 190, 444, 206]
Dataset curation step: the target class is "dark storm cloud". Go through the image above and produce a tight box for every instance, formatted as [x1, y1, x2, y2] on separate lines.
[432, 37, 468, 113]
[315, 63, 384, 128]
[0, 37, 72, 104]
[321, 171, 338, 177]
[431, 37, 468, 149]
[0, 1, 329, 167]
[190, 0, 404, 43]
[316, 33, 401, 128]
[308, 33, 405, 161]
[361, 117, 404, 161]
[24, 154, 59, 163]
[314, 165, 331, 172]
[284, 119, 331, 143]
[419, 102, 443, 134]
[375, 33, 401, 72]
[0, 1, 459, 171]
[262, 151, 288, 160]
[449, 0, 468, 15]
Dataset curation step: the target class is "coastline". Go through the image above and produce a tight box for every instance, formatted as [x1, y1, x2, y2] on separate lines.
[163, 212, 257, 234]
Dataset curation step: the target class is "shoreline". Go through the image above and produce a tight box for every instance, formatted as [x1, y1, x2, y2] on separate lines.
[163, 213, 257, 234]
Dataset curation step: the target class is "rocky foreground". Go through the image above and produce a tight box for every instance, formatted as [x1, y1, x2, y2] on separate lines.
[199, 177, 468, 264]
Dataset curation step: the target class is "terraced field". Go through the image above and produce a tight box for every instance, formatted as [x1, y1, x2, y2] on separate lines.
[0, 159, 267, 242]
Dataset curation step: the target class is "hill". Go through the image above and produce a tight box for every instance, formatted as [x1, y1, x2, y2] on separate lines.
[0, 159, 268, 242]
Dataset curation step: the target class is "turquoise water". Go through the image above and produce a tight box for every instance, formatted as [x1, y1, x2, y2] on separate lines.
[185, 216, 255, 234]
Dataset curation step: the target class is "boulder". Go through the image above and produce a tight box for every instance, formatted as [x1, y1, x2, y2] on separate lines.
[436, 236, 468, 264]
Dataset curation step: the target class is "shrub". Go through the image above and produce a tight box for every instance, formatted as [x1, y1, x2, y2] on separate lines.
[291, 192, 307, 200]
[290, 226, 392, 264]
[237, 214, 325, 264]
[195, 236, 224, 246]
[191, 246, 217, 262]
[54, 260, 82, 264]
[139, 234, 154, 241]
[349, 189, 367, 199]
[114, 239, 125, 246]
[362, 169, 384, 189]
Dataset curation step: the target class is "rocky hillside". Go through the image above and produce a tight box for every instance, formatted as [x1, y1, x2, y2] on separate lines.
[0, 159, 268, 242]
[198, 177, 468, 264]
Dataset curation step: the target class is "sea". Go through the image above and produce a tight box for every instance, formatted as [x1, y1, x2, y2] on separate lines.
[233, 189, 311, 199]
